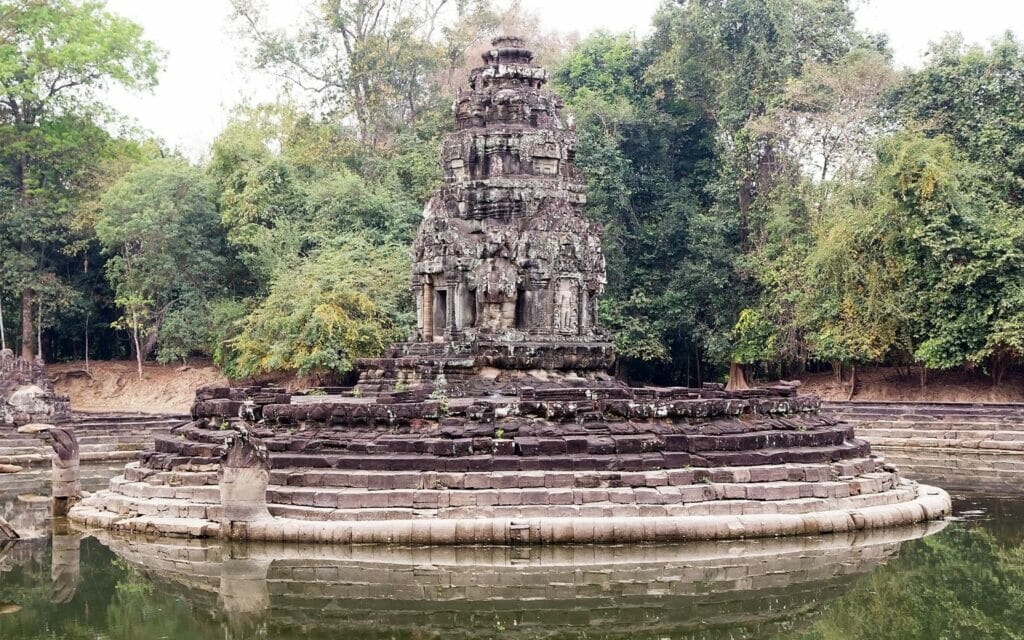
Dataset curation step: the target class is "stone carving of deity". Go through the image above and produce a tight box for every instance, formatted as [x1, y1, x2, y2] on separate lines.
[555, 279, 579, 335]
[477, 259, 518, 333]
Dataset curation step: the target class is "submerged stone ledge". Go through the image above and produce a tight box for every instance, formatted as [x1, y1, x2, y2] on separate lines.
[72, 483, 948, 543]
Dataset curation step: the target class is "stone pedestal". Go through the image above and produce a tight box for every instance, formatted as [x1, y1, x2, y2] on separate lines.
[219, 434, 271, 539]
[50, 428, 80, 517]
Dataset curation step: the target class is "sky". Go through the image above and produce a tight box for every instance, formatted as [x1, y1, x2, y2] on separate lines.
[101, 0, 1024, 160]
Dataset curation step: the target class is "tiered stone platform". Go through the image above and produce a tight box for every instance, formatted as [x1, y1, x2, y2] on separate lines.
[92, 522, 945, 638]
[71, 383, 950, 542]
[826, 401, 1024, 452]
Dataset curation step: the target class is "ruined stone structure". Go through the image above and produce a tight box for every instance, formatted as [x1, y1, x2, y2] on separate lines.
[358, 36, 614, 393]
[70, 38, 950, 543]
[0, 349, 70, 426]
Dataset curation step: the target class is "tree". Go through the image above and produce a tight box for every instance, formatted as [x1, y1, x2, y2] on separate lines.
[893, 33, 1024, 207]
[207, 104, 425, 286]
[887, 34, 1024, 382]
[96, 158, 233, 377]
[230, 0, 496, 148]
[554, 32, 734, 384]
[0, 0, 160, 360]
[223, 236, 412, 380]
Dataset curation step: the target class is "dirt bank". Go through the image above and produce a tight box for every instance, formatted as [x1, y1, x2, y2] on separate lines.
[40, 360, 1024, 414]
[47, 360, 227, 414]
[799, 366, 1024, 403]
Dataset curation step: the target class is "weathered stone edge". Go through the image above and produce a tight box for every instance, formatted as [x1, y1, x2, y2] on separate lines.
[70, 483, 950, 545]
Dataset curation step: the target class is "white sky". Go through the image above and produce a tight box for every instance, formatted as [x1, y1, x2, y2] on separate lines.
[101, 0, 1024, 160]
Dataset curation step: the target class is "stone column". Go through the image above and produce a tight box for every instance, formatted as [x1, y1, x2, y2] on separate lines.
[446, 277, 458, 338]
[50, 428, 80, 517]
[219, 433, 271, 540]
[422, 282, 434, 341]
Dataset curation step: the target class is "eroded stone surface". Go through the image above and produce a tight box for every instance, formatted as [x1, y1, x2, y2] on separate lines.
[0, 350, 69, 426]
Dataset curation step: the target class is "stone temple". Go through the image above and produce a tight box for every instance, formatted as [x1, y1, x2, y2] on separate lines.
[70, 38, 950, 543]
[358, 36, 615, 394]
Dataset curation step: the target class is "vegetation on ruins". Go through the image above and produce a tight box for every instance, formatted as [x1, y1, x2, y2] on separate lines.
[1, 0, 1023, 387]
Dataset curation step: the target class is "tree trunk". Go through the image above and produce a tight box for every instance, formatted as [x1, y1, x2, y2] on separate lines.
[992, 351, 1008, 387]
[738, 182, 751, 249]
[695, 344, 703, 387]
[0, 293, 6, 351]
[725, 361, 750, 391]
[36, 302, 42, 362]
[920, 365, 928, 389]
[84, 311, 89, 373]
[131, 309, 143, 381]
[20, 288, 34, 360]
[847, 365, 858, 401]
[831, 360, 843, 384]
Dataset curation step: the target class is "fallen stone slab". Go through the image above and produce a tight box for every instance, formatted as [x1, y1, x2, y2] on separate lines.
[16, 422, 53, 434]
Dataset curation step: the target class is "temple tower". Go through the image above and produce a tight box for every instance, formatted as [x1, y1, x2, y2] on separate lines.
[412, 37, 610, 352]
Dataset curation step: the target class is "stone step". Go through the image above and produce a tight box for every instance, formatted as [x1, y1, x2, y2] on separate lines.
[838, 418, 1024, 430]
[140, 442, 871, 474]
[123, 457, 884, 490]
[81, 484, 920, 524]
[105, 469, 898, 511]
[0, 440, 150, 454]
[865, 436, 1024, 451]
[0, 450, 140, 465]
[857, 426, 1024, 437]
[268, 459, 881, 490]
[159, 425, 854, 459]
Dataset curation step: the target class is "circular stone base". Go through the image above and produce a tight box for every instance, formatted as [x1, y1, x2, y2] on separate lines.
[70, 474, 949, 543]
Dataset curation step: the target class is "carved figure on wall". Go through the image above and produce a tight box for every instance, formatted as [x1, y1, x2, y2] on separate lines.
[477, 259, 518, 333]
[555, 279, 579, 334]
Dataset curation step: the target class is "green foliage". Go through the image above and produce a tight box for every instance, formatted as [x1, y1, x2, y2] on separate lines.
[797, 524, 1024, 640]
[223, 236, 412, 378]
[0, 0, 160, 359]
[96, 157, 234, 362]
[208, 105, 426, 285]
[731, 308, 778, 365]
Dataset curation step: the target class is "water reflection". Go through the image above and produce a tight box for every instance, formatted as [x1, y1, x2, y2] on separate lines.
[1, 522, 944, 640]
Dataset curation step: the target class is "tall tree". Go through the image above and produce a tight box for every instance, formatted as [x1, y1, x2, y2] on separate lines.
[0, 0, 160, 359]
[96, 158, 233, 377]
[230, 0, 497, 148]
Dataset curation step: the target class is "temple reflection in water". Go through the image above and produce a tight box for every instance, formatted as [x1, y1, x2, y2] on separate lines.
[1, 516, 945, 640]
